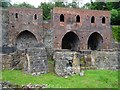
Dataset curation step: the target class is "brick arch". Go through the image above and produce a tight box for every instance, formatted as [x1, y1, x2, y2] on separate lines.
[87, 32, 103, 50]
[15, 30, 39, 50]
[60, 31, 80, 51]
[12, 29, 41, 45]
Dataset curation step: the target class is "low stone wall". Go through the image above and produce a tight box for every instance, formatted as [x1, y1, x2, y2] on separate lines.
[2, 46, 48, 75]
[2, 50, 25, 70]
[91, 51, 119, 70]
[24, 47, 48, 74]
[53, 51, 80, 76]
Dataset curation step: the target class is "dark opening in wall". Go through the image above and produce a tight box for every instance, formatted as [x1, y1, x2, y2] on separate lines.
[91, 16, 95, 23]
[66, 60, 73, 67]
[16, 30, 38, 50]
[34, 14, 37, 20]
[88, 32, 103, 50]
[62, 32, 80, 51]
[15, 13, 18, 18]
[102, 17, 105, 24]
[76, 15, 80, 22]
[60, 14, 64, 22]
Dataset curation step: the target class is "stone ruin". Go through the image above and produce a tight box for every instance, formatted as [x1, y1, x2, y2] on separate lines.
[1, 7, 119, 76]
[53, 51, 80, 76]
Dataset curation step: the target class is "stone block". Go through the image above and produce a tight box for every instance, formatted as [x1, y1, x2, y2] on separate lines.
[53, 51, 80, 76]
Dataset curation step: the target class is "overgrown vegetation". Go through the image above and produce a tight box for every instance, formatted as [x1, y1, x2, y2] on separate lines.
[112, 26, 120, 42]
[1, 70, 119, 88]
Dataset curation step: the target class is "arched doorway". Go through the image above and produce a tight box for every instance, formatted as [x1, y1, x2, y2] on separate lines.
[88, 32, 103, 50]
[62, 32, 80, 51]
[16, 30, 38, 50]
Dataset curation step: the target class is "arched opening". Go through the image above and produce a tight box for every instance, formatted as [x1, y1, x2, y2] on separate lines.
[76, 15, 80, 22]
[60, 14, 64, 22]
[62, 32, 80, 51]
[102, 17, 105, 24]
[91, 16, 95, 23]
[88, 32, 103, 50]
[16, 30, 38, 50]
[15, 13, 18, 18]
[34, 14, 37, 20]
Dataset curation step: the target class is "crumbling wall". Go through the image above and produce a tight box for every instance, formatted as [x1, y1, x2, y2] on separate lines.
[2, 46, 48, 75]
[23, 46, 48, 74]
[2, 50, 26, 69]
[91, 51, 119, 70]
[53, 51, 80, 76]
[2, 9, 9, 47]
[43, 21, 54, 57]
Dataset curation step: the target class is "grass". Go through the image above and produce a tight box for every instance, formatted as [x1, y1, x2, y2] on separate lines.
[1, 70, 119, 88]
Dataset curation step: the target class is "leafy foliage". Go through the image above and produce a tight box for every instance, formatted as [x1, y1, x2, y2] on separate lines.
[112, 26, 120, 42]
[38, 2, 79, 20]
[38, 2, 54, 20]
[0, 0, 11, 8]
[12, 2, 35, 8]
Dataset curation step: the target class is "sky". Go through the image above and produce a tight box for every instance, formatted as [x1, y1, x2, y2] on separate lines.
[11, 0, 93, 7]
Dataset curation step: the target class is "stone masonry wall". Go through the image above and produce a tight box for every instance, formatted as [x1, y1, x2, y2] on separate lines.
[2, 46, 48, 75]
[53, 50, 80, 76]
[2, 9, 9, 47]
[2, 50, 26, 70]
[24, 46, 48, 74]
[43, 20, 54, 57]
[91, 51, 119, 70]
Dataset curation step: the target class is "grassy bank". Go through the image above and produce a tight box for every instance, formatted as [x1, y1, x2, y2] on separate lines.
[1, 70, 119, 88]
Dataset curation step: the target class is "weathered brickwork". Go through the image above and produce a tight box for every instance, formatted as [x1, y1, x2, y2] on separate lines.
[52, 7, 112, 51]
[2, 7, 118, 76]
[8, 8, 43, 48]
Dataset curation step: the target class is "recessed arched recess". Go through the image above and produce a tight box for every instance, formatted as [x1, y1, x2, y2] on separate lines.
[88, 32, 103, 50]
[91, 16, 95, 23]
[15, 30, 38, 50]
[76, 15, 80, 22]
[60, 14, 64, 22]
[62, 31, 80, 51]
[102, 17, 106, 24]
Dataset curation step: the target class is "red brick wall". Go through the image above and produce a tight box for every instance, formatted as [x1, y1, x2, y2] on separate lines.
[52, 7, 112, 50]
[8, 8, 43, 45]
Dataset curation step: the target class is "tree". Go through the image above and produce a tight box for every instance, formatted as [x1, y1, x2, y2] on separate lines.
[0, 0, 11, 8]
[112, 26, 120, 42]
[38, 2, 54, 20]
[111, 9, 119, 25]
[66, 2, 79, 8]
[12, 2, 35, 8]
[81, 3, 91, 9]
[55, 2, 65, 7]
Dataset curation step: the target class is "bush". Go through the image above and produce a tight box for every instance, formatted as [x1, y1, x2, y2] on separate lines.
[112, 26, 120, 42]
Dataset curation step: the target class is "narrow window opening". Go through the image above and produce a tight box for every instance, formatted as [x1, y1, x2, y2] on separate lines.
[102, 17, 105, 24]
[34, 14, 37, 20]
[15, 13, 18, 18]
[91, 16, 95, 23]
[76, 15, 80, 22]
[60, 14, 64, 22]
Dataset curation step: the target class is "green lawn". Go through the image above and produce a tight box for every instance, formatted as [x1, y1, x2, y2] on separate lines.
[1, 70, 119, 88]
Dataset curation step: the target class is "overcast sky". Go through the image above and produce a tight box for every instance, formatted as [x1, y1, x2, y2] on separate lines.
[11, 0, 93, 7]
